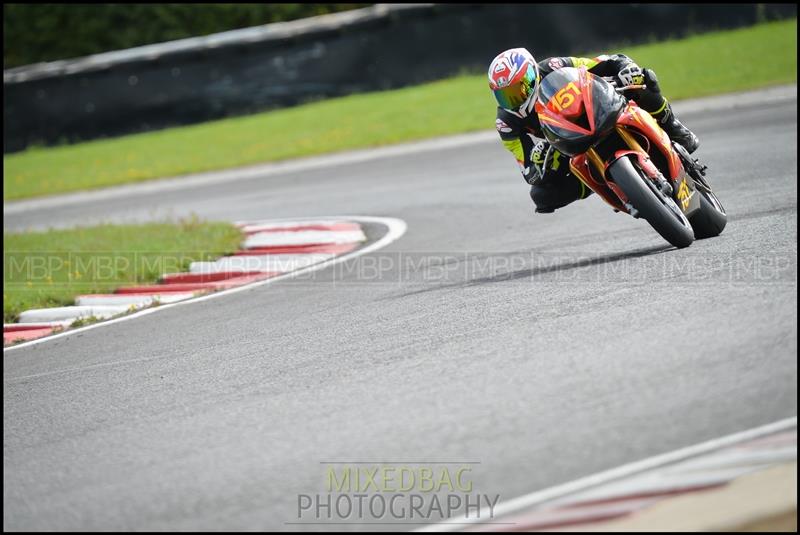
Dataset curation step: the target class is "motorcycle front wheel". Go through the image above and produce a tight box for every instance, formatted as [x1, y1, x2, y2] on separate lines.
[608, 156, 695, 249]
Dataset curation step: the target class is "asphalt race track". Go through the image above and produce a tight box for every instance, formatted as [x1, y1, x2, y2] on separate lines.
[4, 87, 797, 530]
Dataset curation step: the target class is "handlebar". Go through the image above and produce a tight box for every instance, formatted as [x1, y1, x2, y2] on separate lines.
[600, 76, 646, 93]
[617, 84, 647, 92]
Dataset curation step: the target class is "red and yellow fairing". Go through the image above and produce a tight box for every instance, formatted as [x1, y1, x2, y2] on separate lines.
[616, 102, 683, 181]
[535, 68, 597, 137]
[570, 153, 627, 212]
[569, 99, 688, 214]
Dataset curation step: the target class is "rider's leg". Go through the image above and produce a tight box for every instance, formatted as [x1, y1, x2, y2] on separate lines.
[629, 68, 700, 154]
[530, 172, 593, 214]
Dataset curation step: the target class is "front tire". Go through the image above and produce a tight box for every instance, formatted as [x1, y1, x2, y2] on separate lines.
[608, 156, 695, 249]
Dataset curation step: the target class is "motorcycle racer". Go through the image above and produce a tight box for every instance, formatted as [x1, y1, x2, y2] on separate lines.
[489, 48, 700, 213]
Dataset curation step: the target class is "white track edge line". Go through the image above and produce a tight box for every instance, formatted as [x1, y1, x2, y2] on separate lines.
[414, 416, 797, 532]
[3, 215, 407, 353]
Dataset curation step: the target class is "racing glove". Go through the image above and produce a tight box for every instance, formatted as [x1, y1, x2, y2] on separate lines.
[526, 140, 558, 185]
[617, 62, 645, 87]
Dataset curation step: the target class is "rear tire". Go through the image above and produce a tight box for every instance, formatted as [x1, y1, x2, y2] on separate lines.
[689, 187, 727, 239]
[671, 141, 726, 239]
[608, 156, 695, 249]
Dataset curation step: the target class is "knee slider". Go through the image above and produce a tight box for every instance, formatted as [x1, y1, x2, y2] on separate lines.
[529, 183, 553, 209]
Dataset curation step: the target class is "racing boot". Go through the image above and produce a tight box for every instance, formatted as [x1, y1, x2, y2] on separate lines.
[653, 101, 700, 154]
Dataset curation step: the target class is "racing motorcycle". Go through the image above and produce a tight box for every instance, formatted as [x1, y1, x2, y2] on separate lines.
[534, 66, 726, 248]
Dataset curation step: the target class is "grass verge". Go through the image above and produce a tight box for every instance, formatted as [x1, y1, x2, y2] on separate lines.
[3, 18, 796, 201]
[3, 217, 243, 322]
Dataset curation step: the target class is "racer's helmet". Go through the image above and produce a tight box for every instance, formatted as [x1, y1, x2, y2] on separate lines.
[488, 48, 540, 113]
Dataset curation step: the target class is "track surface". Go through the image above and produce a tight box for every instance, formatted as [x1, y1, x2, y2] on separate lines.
[4, 90, 797, 530]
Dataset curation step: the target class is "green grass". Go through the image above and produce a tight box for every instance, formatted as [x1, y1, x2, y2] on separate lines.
[4, 18, 796, 201]
[3, 217, 243, 322]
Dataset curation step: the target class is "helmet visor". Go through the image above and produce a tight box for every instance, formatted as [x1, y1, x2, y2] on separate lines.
[492, 64, 537, 110]
[494, 80, 530, 110]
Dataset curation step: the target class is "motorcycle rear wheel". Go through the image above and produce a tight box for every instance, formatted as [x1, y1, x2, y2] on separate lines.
[608, 156, 695, 249]
[688, 184, 727, 239]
